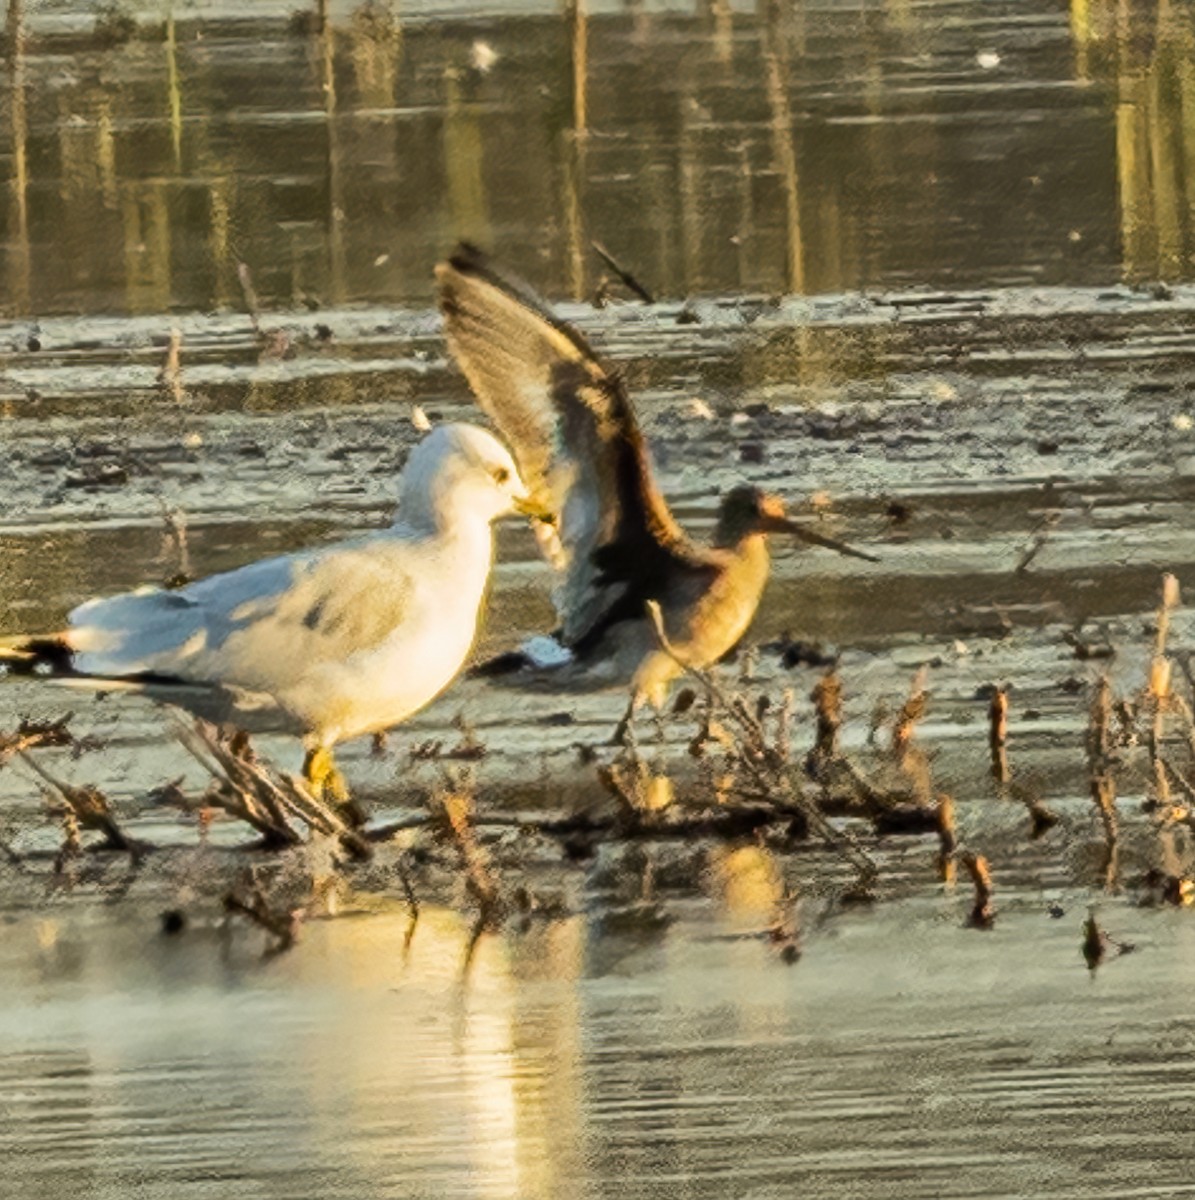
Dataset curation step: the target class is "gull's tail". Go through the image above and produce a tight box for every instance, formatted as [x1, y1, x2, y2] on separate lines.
[0, 633, 75, 675]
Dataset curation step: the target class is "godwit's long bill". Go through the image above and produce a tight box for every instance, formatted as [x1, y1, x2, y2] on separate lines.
[436, 244, 877, 742]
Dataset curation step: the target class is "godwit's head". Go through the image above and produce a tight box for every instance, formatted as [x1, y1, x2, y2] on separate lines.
[714, 485, 878, 562]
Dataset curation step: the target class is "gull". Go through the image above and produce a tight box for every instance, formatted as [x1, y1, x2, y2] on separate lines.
[437, 245, 877, 741]
[2, 423, 543, 803]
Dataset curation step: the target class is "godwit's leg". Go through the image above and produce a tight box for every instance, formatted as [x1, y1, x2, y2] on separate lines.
[609, 692, 641, 746]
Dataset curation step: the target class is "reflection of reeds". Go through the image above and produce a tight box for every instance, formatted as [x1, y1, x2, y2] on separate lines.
[734, 141, 756, 287]
[561, 132, 587, 301]
[166, 8, 183, 172]
[711, 0, 734, 64]
[561, 0, 590, 299]
[208, 178, 233, 307]
[1110, 0, 1195, 281]
[677, 81, 702, 292]
[120, 183, 173, 312]
[763, 48, 805, 294]
[349, 0, 402, 109]
[1070, 0, 1091, 79]
[5, 0, 30, 314]
[319, 0, 348, 305]
[567, 0, 587, 135]
[443, 68, 491, 249]
[95, 98, 118, 209]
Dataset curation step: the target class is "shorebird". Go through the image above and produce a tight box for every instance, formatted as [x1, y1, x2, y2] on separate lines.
[437, 245, 877, 741]
[1, 423, 544, 803]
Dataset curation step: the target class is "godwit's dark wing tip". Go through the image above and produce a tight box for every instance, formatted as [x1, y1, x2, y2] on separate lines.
[437, 243, 598, 362]
[444, 241, 489, 273]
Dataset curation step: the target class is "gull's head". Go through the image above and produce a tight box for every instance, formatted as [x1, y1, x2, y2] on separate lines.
[397, 423, 536, 530]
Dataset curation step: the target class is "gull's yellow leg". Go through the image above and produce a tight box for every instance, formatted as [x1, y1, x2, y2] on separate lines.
[302, 745, 362, 824]
[302, 745, 349, 803]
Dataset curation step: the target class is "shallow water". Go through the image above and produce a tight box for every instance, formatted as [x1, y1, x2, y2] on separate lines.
[4, 899, 1195, 1200]
[5, 0, 1195, 1195]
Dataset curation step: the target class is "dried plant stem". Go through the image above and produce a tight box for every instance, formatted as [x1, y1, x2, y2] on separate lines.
[158, 327, 184, 402]
[174, 720, 372, 859]
[892, 667, 929, 757]
[644, 601, 877, 882]
[0, 716, 77, 768]
[18, 752, 137, 854]
[988, 687, 1009, 783]
[811, 670, 841, 759]
[224, 887, 298, 952]
[1090, 773, 1119, 889]
[960, 851, 995, 927]
[237, 261, 262, 337]
[591, 239, 655, 303]
[1087, 675, 1112, 770]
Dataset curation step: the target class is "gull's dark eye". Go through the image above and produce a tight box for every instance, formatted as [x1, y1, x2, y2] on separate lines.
[492, 466, 510, 485]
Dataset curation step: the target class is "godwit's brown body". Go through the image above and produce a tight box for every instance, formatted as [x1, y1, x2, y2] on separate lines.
[437, 245, 875, 738]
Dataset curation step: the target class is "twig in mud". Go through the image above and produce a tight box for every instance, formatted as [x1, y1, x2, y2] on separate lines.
[429, 786, 503, 950]
[54, 809, 82, 877]
[1087, 675, 1112, 771]
[643, 601, 878, 885]
[596, 754, 673, 826]
[1146, 576, 1181, 770]
[1090, 773, 1119, 890]
[960, 850, 995, 928]
[810, 669, 842, 762]
[766, 887, 801, 964]
[988, 686, 1009, 783]
[18, 751, 141, 857]
[1008, 781, 1059, 839]
[157, 501, 192, 587]
[590, 240, 655, 303]
[237, 261, 262, 337]
[1155, 573, 1180, 658]
[395, 856, 420, 954]
[1082, 908, 1134, 972]
[173, 721, 301, 848]
[224, 883, 300, 954]
[1149, 654, 1172, 769]
[774, 688, 794, 763]
[1013, 510, 1060, 575]
[175, 719, 373, 859]
[0, 834, 26, 872]
[936, 793, 957, 883]
[0, 716, 78, 768]
[157, 327, 185, 402]
[891, 667, 929, 757]
[1159, 757, 1195, 814]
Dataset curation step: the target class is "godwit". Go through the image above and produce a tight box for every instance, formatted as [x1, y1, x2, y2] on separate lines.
[437, 245, 876, 741]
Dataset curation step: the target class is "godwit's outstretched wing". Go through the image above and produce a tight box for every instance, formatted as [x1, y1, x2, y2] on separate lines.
[437, 244, 713, 649]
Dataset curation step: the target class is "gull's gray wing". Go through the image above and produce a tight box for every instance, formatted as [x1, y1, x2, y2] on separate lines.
[69, 539, 412, 699]
[436, 243, 714, 649]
